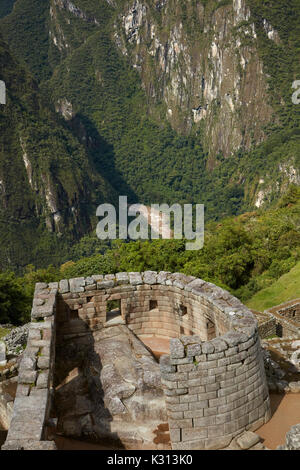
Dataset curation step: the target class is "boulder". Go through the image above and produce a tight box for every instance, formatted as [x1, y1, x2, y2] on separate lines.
[290, 349, 300, 369]
[289, 382, 300, 393]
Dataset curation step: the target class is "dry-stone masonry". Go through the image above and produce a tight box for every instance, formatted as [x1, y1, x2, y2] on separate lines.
[2, 272, 270, 450]
[266, 299, 300, 337]
[0, 342, 6, 367]
[279, 424, 300, 450]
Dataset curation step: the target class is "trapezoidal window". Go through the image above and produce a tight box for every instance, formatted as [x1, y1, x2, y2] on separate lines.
[149, 300, 158, 310]
[180, 304, 188, 318]
[206, 319, 216, 340]
[106, 299, 121, 323]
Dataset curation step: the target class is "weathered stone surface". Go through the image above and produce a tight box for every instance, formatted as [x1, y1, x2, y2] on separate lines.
[59, 279, 69, 294]
[290, 349, 300, 369]
[18, 370, 37, 385]
[55, 324, 167, 447]
[187, 343, 202, 357]
[37, 356, 51, 370]
[36, 372, 49, 389]
[48, 282, 58, 290]
[236, 431, 260, 450]
[129, 272, 143, 285]
[0, 340, 6, 366]
[143, 271, 157, 284]
[69, 277, 85, 293]
[0, 377, 17, 430]
[97, 280, 114, 289]
[185, 278, 205, 292]
[31, 292, 57, 319]
[289, 382, 300, 393]
[285, 424, 300, 450]
[157, 271, 171, 284]
[5, 393, 48, 442]
[19, 356, 36, 371]
[85, 277, 95, 286]
[160, 355, 176, 374]
[170, 338, 185, 359]
[2, 440, 57, 450]
[116, 272, 129, 285]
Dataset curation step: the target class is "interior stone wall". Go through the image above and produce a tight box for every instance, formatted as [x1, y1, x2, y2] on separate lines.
[2, 282, 57, 450]
[277, 301, 300, 323]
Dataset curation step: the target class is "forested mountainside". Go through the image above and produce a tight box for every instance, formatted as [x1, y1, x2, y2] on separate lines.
[0, 34, 116, 270]
[0, 0, 299, 270]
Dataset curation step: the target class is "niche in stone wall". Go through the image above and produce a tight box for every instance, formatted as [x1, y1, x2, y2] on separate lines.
[179, 304, 188, 318]
[206, 318, 216, 340]
[149, 300, 158, 310]
[106, 298, 122, 323]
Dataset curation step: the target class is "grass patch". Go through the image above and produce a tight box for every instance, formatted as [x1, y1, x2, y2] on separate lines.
[247, 261, 300, 312]
[0, 327, 11, 339]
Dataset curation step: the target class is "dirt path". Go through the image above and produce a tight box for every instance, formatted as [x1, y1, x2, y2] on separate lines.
[257, 394, 300, 449]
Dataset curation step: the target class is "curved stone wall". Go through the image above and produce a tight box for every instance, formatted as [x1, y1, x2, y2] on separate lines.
[2, 272, 270, 450]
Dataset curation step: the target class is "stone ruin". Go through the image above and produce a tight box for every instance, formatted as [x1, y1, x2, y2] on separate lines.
[2, 272, 272, 450]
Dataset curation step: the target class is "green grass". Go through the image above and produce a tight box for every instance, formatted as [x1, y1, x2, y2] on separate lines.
[0, 327, 11, 339]
[247, 261, 300, 312]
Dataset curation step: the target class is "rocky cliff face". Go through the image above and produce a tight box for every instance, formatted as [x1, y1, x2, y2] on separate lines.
[48, 0, 275, 163]
[115, 0, 274, 163]
[0, 33, 116, 269]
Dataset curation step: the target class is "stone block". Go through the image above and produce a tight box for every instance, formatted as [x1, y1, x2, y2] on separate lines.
[194, 416, 216, 427]
[6, 393, 48, 442]
[182, 427, 207, 442]
[168, 418, 193, 429]
[97, 280, 114, 289]
[187, 343, 202, 357]
[170, 429, 181, 443]
[37, 356, 51, 370]
[0, 340, 6, 366]
[19, 356, 36, 371]
[18, 370, 37, 385]
[36, 372, 49, 389]
[236, 431, 260, 450]
[204, 436, 232, 450]
[69, 277, 85, 293]
[170, 338, 185, 359]
[143, 271, 157, 284]
[202, 342, 215, 354]
[160, 354, 176, 374]
[179, 394, 198, 404]
[116, 272, 129, 285]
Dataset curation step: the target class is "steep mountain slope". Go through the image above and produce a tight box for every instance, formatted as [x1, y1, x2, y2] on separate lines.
[0, 35, 116, 270]
[0, 1, 15, 19]
[0, 0, 299, 270]
[247, 261, 300, 311]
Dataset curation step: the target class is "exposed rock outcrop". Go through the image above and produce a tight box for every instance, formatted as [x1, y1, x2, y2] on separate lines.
[115, 0, 273, 162]
[54, 324, 168, 448]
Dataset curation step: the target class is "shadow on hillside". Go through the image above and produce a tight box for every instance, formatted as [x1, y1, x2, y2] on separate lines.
[69, 113, 138, 205]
